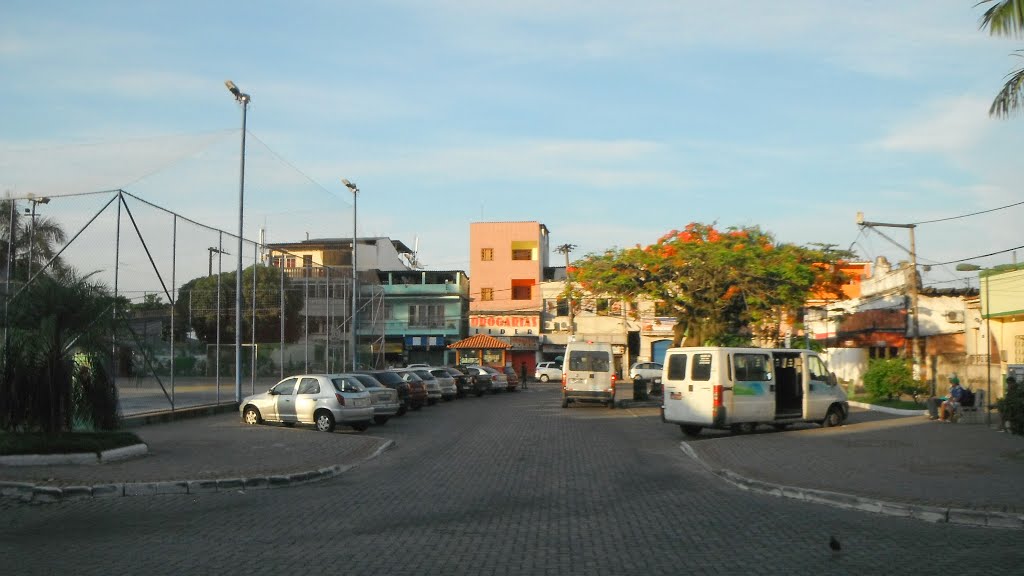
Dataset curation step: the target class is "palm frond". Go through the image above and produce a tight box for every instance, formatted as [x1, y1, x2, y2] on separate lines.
[978, 0, 1024, 37]
[990, 54, 1024, 117]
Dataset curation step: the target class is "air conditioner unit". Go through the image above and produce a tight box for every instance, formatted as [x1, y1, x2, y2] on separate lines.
[946, 311, 964, 323]
[543, 321, 555, 331]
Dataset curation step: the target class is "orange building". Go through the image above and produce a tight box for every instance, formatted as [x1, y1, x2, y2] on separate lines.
[468, 221, 550, 373]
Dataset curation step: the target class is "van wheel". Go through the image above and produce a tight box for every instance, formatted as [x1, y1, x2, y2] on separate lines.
[681, 425, 702, 437]
[821, 407, 842, 428]
[540, 375, 549, 382]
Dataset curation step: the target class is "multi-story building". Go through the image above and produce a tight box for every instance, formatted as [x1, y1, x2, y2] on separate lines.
[368, 269, 470, 367]
[468, 221, 549, 373]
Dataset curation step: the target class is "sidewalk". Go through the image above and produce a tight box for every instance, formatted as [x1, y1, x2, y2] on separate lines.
[0, 411, 392, 501]
[679, 412, 1024, 529]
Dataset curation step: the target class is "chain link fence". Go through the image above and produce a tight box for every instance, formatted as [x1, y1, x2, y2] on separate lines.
[3, 189, 383, 418]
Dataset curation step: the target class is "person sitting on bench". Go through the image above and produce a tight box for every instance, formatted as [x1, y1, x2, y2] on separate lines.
[939, 376, 965, 422]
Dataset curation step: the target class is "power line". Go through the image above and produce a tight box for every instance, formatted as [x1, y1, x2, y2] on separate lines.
[911, 199, 1024, 226]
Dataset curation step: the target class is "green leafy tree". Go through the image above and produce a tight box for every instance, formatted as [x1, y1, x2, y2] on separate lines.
[0, 198, 67, 281]
[174, 264, 304, 343]
[1, 269, 122, 432]
[571, 222, 851, 346]
[979, 0, 1024, 117]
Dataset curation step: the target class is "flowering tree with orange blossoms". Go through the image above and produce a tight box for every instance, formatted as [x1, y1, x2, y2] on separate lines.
[571, 223, 851, 346]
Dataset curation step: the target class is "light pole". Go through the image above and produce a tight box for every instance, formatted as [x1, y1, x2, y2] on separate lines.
[856, 213, 920, 375]
[226, 79, 250, 403]
[342, 178, 359, 371]
[956, 263, 995, 426]
[25, 195, 50, 278]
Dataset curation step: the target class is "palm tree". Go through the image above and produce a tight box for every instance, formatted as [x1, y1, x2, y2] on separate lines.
[0, 198, 67, 282]
[979, 0, 1024, 117]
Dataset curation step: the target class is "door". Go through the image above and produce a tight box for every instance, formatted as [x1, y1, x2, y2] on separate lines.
[804, 354, 833, 419]
[266, 378, 298, 421]
[294, 377, 322, 423]
[729, 352, 775, 423]
[274, 378, 298, 422]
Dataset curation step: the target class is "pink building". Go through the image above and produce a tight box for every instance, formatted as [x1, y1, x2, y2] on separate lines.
[468, 221, 550, 373]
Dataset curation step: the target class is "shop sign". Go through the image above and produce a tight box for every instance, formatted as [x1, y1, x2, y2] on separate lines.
[469, 315, 539, 336]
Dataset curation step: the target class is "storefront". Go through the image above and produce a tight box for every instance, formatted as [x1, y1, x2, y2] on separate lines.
[448, 333, 512, 368]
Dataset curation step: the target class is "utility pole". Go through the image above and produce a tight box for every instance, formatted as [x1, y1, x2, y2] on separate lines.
[555, 243, 577, 339]
[856, 212, 920, 376]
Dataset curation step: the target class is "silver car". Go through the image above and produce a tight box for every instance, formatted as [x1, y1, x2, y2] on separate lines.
[347, 373, 401, 424]
[427, 367, 458, 401]
[240, 374, 374, 432]
[395, 369, 443, 405]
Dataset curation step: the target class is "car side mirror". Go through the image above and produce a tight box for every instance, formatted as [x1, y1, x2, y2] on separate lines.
[828, 372, 838, 387]
[268, 389, 278, 395]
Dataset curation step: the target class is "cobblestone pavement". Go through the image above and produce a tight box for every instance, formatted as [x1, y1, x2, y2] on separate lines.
[2, 384, 1020, 575]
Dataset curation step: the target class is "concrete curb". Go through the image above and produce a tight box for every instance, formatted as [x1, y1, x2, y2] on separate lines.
[0, 439, 394, 504]
[0, 444, 150, 467]
[846, 401, 926, 416]
[678, 442, 1023, 530]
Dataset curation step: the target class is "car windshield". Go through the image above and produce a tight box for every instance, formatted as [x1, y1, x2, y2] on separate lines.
[481, 366, 499, 375]
[351, 374, 382, 388]
[331, 376, 365, 393]
[413, 369, 436, 380]
[367, 371, 403, 385]
[402, 372, 424, 382]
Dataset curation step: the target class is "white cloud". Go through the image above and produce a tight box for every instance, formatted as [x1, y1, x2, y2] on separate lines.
[875, 95, 993, 156]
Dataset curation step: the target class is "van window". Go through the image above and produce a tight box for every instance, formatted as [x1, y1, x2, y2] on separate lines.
[691, 353, 712, 381]
[734, 353, 771, 381]
[808, 356, 830, 384]
[568, 351, 610, 372]
[666, 354, 687, 380]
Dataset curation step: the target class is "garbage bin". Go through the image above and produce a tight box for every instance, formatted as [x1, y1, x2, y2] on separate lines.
[633, 378, 648, 401]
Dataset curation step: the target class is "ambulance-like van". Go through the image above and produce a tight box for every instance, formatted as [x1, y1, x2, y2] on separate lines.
[661, 346, 848, 436]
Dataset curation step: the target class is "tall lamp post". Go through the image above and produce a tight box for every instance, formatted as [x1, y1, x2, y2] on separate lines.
[956, 263, 995, 426]
[226, 80, 250, 403]
[342, 178, 359, 371]
[25, 195, 50, 278]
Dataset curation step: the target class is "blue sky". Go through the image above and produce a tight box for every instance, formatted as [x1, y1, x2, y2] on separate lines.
[3, 1, 1023, 293]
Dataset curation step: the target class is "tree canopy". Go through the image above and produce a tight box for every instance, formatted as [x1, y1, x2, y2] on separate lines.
[570, 222, 852, 347]
[979, 0, 1024, 117]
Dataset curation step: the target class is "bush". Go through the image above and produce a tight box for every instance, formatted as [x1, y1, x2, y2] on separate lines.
[997, 379, 1024, 436]
[863, 358, 913, 401]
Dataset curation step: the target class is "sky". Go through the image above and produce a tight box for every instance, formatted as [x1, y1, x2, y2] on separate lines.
[3, 0, 1023, 297]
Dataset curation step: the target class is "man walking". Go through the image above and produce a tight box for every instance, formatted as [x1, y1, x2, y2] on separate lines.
[520, 362, 528, 390]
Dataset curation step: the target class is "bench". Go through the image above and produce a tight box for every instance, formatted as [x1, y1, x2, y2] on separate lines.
[952, 389, 985, 424]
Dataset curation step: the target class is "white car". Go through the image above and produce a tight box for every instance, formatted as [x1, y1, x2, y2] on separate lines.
[240, 374, 374, 432]
[629, 362, 663, 384]
[534, 361, 562, 382]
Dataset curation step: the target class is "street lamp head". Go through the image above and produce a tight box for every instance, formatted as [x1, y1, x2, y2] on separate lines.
[342, 178, 359, 193]
[225, 80, 250, 103]
[956, 263, 983, 272]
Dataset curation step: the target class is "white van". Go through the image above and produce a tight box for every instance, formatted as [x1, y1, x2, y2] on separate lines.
[561, 342, 616, 409]
[661, 346, 848, 436]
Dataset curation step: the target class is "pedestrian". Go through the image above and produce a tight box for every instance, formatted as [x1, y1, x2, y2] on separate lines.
[521, 362, 528, 389]
[939, 375, 964, 422]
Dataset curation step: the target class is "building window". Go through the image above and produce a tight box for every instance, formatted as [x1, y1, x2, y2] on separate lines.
[556, 299, 569, 316]
[480, 288, 494, 301]
[511, 249, 532, 261]
[409, 304, 445, 328]
[481, 248, 494, 261]
[285, 257, 296, 268]
[511, 285, 531, 300]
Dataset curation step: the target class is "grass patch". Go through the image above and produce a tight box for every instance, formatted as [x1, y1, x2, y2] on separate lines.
[0, 430, 144, 456]
[850, 394, 926, 411]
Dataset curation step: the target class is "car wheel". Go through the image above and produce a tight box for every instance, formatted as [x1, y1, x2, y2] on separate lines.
[374, 415, 389, 425]
[242, 406, 262, 425]
[314, 411, 335, 433]
[476, 390, 484, 397]
[608, 399, 616, 409]
[397, 404, 408, 416]
[351, 422, 369, 432]
[821, 407, 842, 428]
[413, 402, 423, 410]
[681, 425, 702, 437]
[540, 374, 549, 382]
[561, 396, 569, 408]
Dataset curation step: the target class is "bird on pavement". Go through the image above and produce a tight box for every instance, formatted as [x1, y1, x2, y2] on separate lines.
[829, 535, 842, 553]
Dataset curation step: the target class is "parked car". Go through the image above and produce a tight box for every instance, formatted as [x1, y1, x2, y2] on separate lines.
[442, 365, 475, 398]
[359, 369, 425, 412]
[240, 374, 374, 432]
[534, 361, 562, 383]
[629, 362, 664, 385]
[428, 368, 459, 401]
[502, 365, 520, 392]
[347, 372, 401, 424]
[461, 365, 507, 394]
[454, 365, 491, 397]
[396, 368, 442, 405]
[406, 363, 430, 368]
